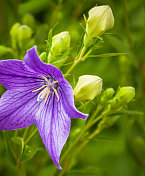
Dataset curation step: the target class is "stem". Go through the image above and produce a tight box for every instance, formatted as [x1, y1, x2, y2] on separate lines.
[59, 129, 100, 176]
[25, 128, 38, 144]
[123, 0, 139, 69]
[50, 106, 104, 176]
[23, 126, 30, 140]
[66, 46, 87, 75]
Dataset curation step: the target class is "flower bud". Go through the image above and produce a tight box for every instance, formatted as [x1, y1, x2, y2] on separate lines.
[22, 14, 35, 27]
[10, 23, 21, 49]
[100, 88, 115, 104]
[86, 5, 114, 38]
[48, 31, 70, 67]
[17, 25, 34, 49]
[74, 75, 102, 102]
[110, 87, 135, 108]
[39, 52, 46, 63]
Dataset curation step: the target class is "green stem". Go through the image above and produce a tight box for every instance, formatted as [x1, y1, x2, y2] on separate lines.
[50, 106, 103, 176]
[123, 0, 139, 69]
[25, 128, 38, 144]
[23, 126, 30, 140]
[59, 129, 100, 176]
[66, 46, 87, 75]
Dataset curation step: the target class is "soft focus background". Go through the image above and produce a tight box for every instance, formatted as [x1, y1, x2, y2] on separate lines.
[0, 0, 144, 176]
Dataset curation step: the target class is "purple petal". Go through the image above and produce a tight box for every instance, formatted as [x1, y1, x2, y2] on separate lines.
[59, 79, 88, 120]
[0, 59, 40, 90]
[0, 87, 40, 130]
[24, 46, 63, 81]
[35, 94, 71, 169]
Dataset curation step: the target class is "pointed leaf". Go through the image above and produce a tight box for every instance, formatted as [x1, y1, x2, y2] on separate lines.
[19, 145, 42, 162]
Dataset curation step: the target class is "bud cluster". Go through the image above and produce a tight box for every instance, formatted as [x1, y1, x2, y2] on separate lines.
[10, 23, 34, 51]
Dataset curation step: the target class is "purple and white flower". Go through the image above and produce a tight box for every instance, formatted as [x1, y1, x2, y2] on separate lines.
[0, 46, 88, 169]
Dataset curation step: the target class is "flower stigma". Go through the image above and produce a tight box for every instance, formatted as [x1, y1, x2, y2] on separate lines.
[32, 75, 59, 103]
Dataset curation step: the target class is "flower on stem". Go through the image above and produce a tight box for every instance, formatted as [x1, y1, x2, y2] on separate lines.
[74, 75, 102, 102]
[0, 46, 88, 169]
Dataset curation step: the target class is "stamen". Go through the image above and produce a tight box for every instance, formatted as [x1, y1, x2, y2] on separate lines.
[32, 85, 47, 92]
[44, 89, 50, 104]
[38, 75, 50, 85]
[51, 81, 59, 85]
[52, 87, 59, 101]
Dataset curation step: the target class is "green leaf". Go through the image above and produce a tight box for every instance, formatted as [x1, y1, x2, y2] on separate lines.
[19, 145, 42, 162]
[111, 110, 144, 116]
[0, 45, 14, 57]
[45, 28, 52, 59]
[87, 53, 128, 58]
[11, 136, 24, 154]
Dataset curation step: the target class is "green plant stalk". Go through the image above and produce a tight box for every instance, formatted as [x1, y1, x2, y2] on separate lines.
[66, 45, 87, 75]
[59, 128, 100, 176]
[25, 128, 38, 144]
[50, 105, 104, 176]
[23, 126, 30, 140]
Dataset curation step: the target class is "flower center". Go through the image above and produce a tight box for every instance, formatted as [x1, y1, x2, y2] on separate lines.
[32, 75, 59, 103]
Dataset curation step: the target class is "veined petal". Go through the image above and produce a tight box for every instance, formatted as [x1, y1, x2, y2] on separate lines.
[0, 59, 41, 90]
[59, 79, 88, 120]
[0, 88, 40, 130]
[24, 46, 63, 81]
[35, 94, 71, 169]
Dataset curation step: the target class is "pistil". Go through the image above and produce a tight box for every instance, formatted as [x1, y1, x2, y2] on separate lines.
[32, 75, 60, 103]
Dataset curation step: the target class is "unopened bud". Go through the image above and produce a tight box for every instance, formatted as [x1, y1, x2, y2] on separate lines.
[22, 14, 35, 27]
[17, 25, 33, 49]
[74, 75, 102, 102]
[100, 88, 115, 104]
[111, 86, 135, 108]
[86, 5, 114, 38]
[48, 31, 70, 67]
[10, 23, 21, 49]
[39, 52, 46, 63]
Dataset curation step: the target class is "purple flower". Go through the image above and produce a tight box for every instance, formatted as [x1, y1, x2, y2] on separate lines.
[0, 46, 88, 169]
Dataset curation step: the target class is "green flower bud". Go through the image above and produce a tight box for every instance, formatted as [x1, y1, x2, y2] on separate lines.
[50, 31, 70, 55]
[48, 31, 70, 67]
[86, 5, 114, 38]
[111, 87, 135, 108]
[74, 75, 102, 102]
[10, 23, 21, 49]
[22, 14, 35, 27]
[39, 52, 46, 63]
[17, 25, 34, 49]
[100, 88, 115, 104]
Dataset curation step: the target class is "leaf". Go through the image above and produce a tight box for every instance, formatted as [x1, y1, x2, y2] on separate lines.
[11, 136, 24, 154]
[87, 52, 128, 58]
[45, 28, 52, 59]
[19, 145, 42, 162]
[0, 45, 14, 57]
[111, 110, 144, 116]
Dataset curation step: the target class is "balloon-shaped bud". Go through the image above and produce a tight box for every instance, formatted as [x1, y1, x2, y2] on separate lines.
[48, 31, 70, 67]
[86, 5, 114, 38]
[110, 87, 135, 108]
[74, 75, 102, 102]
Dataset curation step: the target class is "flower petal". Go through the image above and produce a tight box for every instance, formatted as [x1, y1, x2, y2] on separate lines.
[0, 88, 40, 130]
[24, 46, 63, 81]
[35, 94, 71, 169]
[59, 79, 88, 120]
[0, 59, 41, 90]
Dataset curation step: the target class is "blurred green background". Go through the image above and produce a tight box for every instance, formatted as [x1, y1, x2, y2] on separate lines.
[0, 0, 144, 176]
